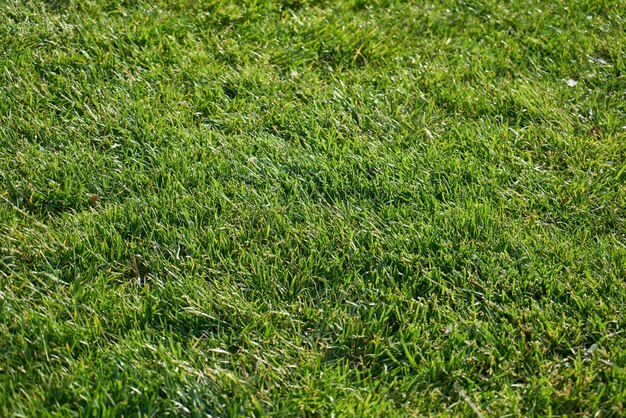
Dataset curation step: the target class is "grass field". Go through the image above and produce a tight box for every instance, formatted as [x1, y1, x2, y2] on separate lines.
[1, 0, 625, 416]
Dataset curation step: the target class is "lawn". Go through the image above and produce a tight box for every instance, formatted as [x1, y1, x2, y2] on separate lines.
[1, 0, 625, 416]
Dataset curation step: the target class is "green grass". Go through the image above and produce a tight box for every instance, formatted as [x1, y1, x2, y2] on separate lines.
[1, 0, 625, 416]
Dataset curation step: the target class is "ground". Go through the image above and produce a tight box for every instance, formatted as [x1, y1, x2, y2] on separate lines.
[1, 0, 625, 416]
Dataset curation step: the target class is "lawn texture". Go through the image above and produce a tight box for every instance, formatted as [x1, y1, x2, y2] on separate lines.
[1, 0, 625, 416]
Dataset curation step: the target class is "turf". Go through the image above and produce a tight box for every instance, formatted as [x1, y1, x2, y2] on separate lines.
[0, 0, 625, 416]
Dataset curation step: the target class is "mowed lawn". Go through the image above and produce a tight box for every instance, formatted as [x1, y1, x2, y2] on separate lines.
[1, 0, 625, 416]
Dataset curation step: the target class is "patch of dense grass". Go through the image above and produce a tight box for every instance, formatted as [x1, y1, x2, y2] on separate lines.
[1, 0, 625, 416]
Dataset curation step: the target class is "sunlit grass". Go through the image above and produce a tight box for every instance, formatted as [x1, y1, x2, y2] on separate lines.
[1, 0, 625, 416]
